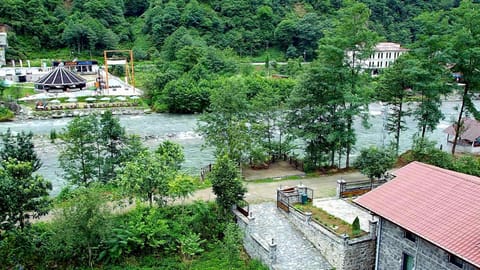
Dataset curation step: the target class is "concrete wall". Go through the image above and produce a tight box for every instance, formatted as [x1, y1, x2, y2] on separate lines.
[234, 210, 277, 270]
[284, 206, 376, 270]
[378, 218, 478, 270]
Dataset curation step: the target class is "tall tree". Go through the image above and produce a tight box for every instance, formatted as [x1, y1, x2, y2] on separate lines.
[0, 160, 51, 230]
[117, 141, 186, 207]
[197, 77, 252, 162]
[60, 114, 143, 186]
[376, 56, 417, 154]
[60, 115, 99, 186]
[1, 129, 42, 171]
[412, 11, 451, 139]
[318, 0, 380, 167]
[287, 60, 349, 170]
[210, 155, 246, 214]
[444, 1, 480, 154]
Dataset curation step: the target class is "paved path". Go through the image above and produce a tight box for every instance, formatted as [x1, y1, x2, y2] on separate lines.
[251, 203, 332, 270]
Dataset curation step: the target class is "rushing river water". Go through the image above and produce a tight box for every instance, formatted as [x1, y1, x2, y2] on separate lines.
[0, 101, 472, 195]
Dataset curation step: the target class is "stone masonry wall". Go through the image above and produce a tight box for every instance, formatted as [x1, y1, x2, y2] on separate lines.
[378, 218, 478, 270]
[234, 209, 277, 270]
[284, 206, 375, 270]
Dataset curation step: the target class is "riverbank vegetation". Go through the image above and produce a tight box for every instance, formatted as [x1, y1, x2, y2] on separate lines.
[0, 113, 261, 269]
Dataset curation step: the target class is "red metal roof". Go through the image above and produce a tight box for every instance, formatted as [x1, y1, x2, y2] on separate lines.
[444, 117, 480, 141]
[355, 161, 480, 267]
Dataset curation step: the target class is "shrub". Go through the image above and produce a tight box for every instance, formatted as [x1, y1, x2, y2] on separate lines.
[0, 106, 14, 121]
[352, 216, 361, 237]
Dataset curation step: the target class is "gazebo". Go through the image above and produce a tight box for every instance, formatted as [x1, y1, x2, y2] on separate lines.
[34, 66, 86, 92]
[443, 117, 480, 154]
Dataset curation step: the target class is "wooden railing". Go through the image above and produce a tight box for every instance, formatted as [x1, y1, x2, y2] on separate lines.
[338, 179, 387, 198]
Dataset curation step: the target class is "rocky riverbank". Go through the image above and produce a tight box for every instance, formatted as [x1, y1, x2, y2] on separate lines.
[14, 105, 151, 121]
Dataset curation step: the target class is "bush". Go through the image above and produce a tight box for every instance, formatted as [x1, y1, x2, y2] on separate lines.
[352, 216, 361, 237]
[0, 106, 14, 121]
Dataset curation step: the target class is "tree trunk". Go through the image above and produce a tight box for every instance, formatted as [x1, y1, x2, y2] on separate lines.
[452, 84, 469, 155]
[346, 116, 352, 168]
[395, 101, 403, 155]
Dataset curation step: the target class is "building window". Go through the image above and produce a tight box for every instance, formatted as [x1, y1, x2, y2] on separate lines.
[404, 231, 416, 242]
[449, 254, 464, 268]
[403, 253, 415, 270]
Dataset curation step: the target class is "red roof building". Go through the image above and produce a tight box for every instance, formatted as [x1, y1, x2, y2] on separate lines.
[355, 161, 480, 270]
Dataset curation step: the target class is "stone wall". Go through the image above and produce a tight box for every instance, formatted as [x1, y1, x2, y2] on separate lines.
[378, 218, 478, 270]
[234, 209, 277, 270]
[283, 206, 376, 270]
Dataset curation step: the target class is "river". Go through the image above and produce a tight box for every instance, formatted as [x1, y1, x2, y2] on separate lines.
[0, 101, 469, 195]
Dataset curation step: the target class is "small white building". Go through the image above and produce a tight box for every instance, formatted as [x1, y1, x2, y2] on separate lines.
[0, 25, 8, 66]
[444, 117, 480, 154]
[347, 42, 408, 75]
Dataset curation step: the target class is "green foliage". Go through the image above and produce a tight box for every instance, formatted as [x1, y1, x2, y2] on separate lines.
[51, 188, 111, 267]
[376, 56, 416, 153]
[1, 129, 42, 171]
[354, 146, 395, 180]
[59, 113, 145, 186]
[407, 137, 454, 169]
[0, 129, 51, 230]
[352, 216, 361, 237]
[117, 140, 188, 207]
[0, 160, 52, 230]
[222, 222, 244, 269]
[210, 155, 246, 214]
[49, 128, 57, 143]
[178, 232, 206, 263]
[0, 106, 14, 121]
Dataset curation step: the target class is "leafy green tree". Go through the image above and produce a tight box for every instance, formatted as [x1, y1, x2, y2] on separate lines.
[59, 115, 99, 186]
[178, 231, 205, 265]
[376, 56, 417, 154]
[287, 60, 349, 170]
[318, 0, 380, 168]
[443, 1, 480, 154]
[0, 160, 51, 230]
[407, 137, 454, 169]
[411, 11, 452, 139]
[51, 188, 111, 267]
[198, 77, 252, 162]
[354, 146, 395, 184]
[1, 129, 42, 171]
[117, 141, 188, 207]
[210, 155, 246, 214]
[60, 114, 144, 186]
[156, 140, 185, 170]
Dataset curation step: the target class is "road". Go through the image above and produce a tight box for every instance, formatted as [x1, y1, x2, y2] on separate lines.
[186, 171, 365, 204]
[34, 171, 365, 223]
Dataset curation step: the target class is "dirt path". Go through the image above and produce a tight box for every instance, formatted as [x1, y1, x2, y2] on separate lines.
[186, 170, 365, 204]
[34, 170, 365, 223]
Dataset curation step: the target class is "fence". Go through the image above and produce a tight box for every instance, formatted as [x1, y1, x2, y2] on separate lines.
[236, 200, 250, 218]
[337, 178, 387, 198]
[270, 153, 304, 171]
[276, 185, 313, 213]
[199, 162, 242, 181]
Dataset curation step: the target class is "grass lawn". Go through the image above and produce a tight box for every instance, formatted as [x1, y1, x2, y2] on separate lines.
[294, 202, 366, 238]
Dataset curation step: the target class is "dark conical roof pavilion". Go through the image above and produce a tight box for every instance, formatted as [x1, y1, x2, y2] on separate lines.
[35, 66, 87, 91]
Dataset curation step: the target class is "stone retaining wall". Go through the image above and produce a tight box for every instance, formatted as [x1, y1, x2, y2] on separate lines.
[283, 206, 376, 270]
[234, 209, 277, 270]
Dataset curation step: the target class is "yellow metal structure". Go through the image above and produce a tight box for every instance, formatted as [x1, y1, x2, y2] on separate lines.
[103, 50, 135, 93]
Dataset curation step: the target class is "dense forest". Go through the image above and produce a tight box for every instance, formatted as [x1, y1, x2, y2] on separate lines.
[0, 0, 460, 60]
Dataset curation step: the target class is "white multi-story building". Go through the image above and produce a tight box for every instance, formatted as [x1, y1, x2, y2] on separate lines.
[347, 42, 408, 75]
[0, 24, 8, 67]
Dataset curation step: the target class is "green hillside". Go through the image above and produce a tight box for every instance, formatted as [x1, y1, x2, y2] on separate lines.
[0, 0, 458, 61]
